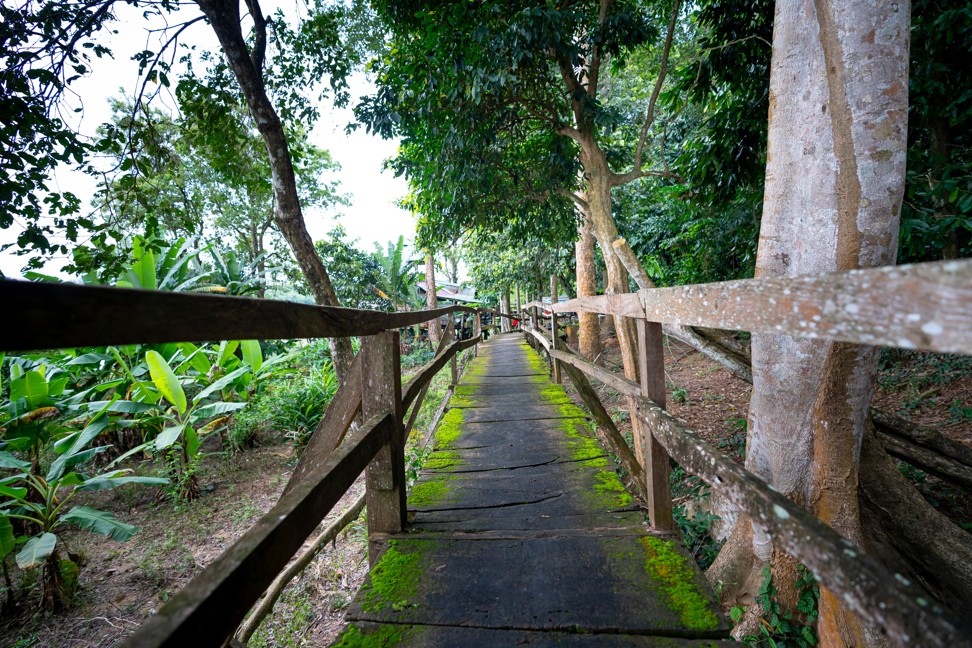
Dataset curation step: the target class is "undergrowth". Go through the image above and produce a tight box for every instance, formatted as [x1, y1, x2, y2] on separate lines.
[732, 565, 819, 648]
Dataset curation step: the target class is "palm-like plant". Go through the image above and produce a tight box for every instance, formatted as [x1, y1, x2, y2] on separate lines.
[371, 236, 421, 311]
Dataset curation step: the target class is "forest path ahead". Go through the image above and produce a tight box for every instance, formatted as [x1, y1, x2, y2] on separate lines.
[335, 334, 734, 646]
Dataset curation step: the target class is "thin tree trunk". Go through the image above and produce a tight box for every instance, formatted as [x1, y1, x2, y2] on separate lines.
[709, 2, 910, 646]
[195, 0, 353, 382]
[576, 210, 601, 360]
[425, 253, 440, 346]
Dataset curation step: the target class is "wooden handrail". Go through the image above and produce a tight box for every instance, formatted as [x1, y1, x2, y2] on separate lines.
[632, 397, 969, 648]
[546, 259, 972, 355]
[3, 279, 478, 352]
[124, 411, 395, 648]
[525, 324, 971, 646]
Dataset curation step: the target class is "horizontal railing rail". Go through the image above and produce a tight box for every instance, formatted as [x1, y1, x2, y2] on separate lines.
[1, 279, 491, 647]
[521, 257, 972, 648]
[3, 279, 480, 351]
[543, 259, 972, 355]
[125, 411, 395, 647]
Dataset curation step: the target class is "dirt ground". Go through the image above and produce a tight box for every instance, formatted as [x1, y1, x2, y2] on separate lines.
[0, 438, 371, 648]
[2, 334, 968, 647]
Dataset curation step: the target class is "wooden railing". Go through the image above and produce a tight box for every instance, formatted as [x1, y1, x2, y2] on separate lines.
[518, 258, 972, 648]
[3, 279, 504, 648]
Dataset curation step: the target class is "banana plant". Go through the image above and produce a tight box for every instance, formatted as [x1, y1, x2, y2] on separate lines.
[142, 351, 245, 499]
[0, 404, 167, 610]
[1, 359, 87, 472]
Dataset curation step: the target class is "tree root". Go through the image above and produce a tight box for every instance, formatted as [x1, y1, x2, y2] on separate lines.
[858, 426, 972, 617]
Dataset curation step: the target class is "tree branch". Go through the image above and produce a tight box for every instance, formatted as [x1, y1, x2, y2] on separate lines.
[620, 0, 681, 186]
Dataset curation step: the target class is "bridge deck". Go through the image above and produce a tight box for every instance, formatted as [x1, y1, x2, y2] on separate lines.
[335, 334, 734, 646]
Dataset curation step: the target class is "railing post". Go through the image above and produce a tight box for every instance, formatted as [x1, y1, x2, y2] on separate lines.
[473, 310, 481, 356]
[515, 285, 522, 330]
[362, 330, 406, 565]
[448, 320, 458, 387]
[636, 318, 674, 532]
[549, 274, 561, 384]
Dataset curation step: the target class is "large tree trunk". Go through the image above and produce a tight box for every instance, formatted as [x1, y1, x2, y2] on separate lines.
[580, 143, 638, 383]
[575, 209, 602, 360]
[709, 2, 910, 646]
[425, 253, 440, 346]
[196, 0, 353, 381]
[500, 291, 511, 332]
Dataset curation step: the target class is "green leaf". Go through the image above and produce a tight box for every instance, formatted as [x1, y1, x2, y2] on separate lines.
[132, 237, 157, 290]
[67, 352, 113, 366]
[178, 343, 212, 375]
[11, 369, 48, 409]
[217, 340, 240, 368]
[76, 471, 168, 492]
[61, 506, 137, 541]
[16, 533, 57, 569]
[0, 452, 31, 472]
[193, 365, 249, 403]
[192, 401, 247, 420]
[0, 516, 14, 558]
[0, 485, 28, 501]
[240, 340, 262, 373]
[154, 424, 185, 450]
[145, 350, 186, 414]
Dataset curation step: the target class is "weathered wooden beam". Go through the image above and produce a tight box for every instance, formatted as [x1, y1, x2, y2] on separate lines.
[362, 332, 406, 566]
[123, 412, 393, 648]
[550, 274, 561, 384]
[632, 398, 971, 648]
[283, 354, 362, 495]
[636, 319, 674, 532]
[550, 260, 972, 355]
[2, 279, 476, 352]
[550, 293, 644, 319]
[548, 345, 642, 399]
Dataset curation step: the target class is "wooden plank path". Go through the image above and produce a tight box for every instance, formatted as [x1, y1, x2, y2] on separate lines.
[334, 334, 734, 647]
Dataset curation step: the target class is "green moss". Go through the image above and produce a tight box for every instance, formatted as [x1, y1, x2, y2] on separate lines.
[592, 470, 633, 509]
[447, 394, 481, 407]
[332, 624, 416, 647]
[423, 450, 461, 470]
[558, 418, 604, 461]
[407, 474, 457, 507]
[523, 347, 551, 374]
[434, 408, 464, 449]
[538, 383, 573, 403]
[638, 536, 720, 631]
[557, 402, 588, 419]
[581, 456, 610, 468]
[362, 541, 428, 613]
[454, 385, 475, 396]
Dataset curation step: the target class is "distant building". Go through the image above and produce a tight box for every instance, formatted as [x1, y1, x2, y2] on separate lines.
[415, 280, 478, 305]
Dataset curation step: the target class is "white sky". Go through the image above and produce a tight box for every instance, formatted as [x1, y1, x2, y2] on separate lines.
[0, 1, 417, 278]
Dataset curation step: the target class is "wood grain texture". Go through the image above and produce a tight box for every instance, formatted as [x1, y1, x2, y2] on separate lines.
[362, 332, 406, 565]
[637, 319, 674, 532]
[632, 398, 971, 648]
[123, 412, 393, 648]
[547, 260, 972, 355]
[3, 280, 476, 352]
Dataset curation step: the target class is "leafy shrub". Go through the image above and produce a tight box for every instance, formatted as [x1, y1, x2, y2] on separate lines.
[733, 566, 819, 647]
[227, 360, 339, 452]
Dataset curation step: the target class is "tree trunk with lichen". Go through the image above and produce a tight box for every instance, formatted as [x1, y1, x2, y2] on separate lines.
[705, 2, 910, 646]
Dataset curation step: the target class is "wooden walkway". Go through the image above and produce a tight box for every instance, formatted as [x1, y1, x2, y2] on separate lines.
[335, 334, 734, 647]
